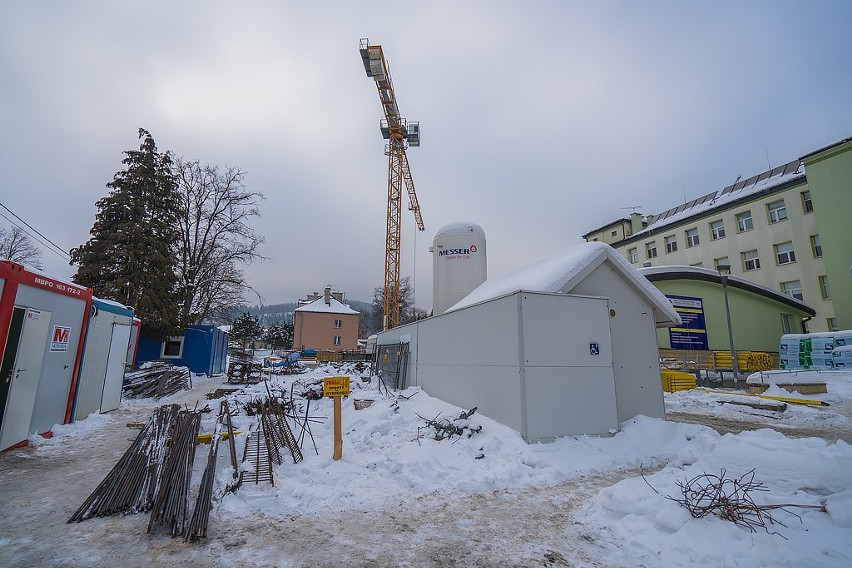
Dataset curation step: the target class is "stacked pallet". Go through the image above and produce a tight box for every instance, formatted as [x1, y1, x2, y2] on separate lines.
[661, 370, 696, 393]
[712, 351, 772, 371]
[227, 349, 263, 384]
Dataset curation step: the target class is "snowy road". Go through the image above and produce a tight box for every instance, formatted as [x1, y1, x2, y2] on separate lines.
[2, 368, 850, 567]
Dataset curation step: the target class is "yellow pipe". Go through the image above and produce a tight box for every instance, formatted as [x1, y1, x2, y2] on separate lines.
[196, 431, 242, 444]
[695, 388, 829, 407]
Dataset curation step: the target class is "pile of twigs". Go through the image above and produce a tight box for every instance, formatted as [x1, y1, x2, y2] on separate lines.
[648, 468, 826, 538]
[124, 363, 191, 399]
[414, 407, 481, 443]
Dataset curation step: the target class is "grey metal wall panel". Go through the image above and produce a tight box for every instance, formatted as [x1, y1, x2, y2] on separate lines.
[417, 294, 523, 432]
[414, 363, 524, 432]
[519, 293, 613, 367]
[418, 294, 521, 367]
[523, 366, 618, 439]
[571, 262, 665, 421]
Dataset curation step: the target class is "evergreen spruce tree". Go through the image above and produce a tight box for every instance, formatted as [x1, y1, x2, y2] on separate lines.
[71, 129, 182, 339]
[231, 311, 263, 349]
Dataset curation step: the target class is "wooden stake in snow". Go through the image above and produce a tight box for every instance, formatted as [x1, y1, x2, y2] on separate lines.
[323, 376, 350, 461]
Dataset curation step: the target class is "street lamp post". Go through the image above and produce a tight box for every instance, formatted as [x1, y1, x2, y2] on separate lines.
[717, 264, 739, 390]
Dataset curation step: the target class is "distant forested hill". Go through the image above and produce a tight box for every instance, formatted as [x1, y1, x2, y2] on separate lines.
[236, 298, 373, 327]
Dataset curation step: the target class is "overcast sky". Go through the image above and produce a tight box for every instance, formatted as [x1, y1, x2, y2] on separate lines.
[2, 1, 851, 310]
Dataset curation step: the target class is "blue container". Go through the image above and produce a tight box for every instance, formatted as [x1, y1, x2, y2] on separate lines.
[135, 325, 229, 376]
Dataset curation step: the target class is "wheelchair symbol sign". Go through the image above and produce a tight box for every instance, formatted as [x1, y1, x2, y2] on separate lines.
[589, 343, 600, 356]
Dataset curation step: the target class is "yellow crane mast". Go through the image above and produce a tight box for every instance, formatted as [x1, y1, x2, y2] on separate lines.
[359, 38, 425, 330]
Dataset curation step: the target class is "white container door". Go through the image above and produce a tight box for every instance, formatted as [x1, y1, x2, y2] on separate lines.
[100, 323, 131, 413]
[0, 307, 51, 450]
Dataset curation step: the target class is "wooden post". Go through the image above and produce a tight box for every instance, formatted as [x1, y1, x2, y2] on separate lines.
[323, 376, 350, 461]
[333, 396, 343, 460]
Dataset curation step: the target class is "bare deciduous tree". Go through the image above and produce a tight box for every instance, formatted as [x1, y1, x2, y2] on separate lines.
[174, 159, 266, 326]
[0, 225, 43, 269]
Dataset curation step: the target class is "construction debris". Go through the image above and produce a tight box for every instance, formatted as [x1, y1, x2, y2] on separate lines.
[644, 468, 826, 538]
[69, 404, 179, 522]
[123, 363, 192, 399]
[227, 349, 263, 384]
[185, 402, 228, 541]
[415, 407, 481, 443]
[238, 396, 304, 487]
[148, 410, 203, 536]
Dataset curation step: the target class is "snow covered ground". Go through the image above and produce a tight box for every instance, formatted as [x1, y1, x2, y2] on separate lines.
[1, 365, 850, 567]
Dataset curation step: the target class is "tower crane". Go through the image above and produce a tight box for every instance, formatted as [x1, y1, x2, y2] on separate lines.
[359, 38, 425, 331]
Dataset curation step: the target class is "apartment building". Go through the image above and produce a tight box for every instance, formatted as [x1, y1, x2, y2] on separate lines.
[583, 136, 852, 332]
[293, 287, 360, 351]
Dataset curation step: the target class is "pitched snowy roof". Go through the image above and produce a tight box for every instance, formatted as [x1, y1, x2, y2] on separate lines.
[446, 241, 680, 325]
[633, 160, 804, 237]
[295, 296, 359, 315]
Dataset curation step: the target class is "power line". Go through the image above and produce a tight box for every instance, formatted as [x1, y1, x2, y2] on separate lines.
[0, 200, 73, 262]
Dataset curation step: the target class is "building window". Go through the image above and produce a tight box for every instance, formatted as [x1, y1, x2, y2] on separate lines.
[774, 242, 796, 265]
[781, 280, 803, 301]
[767, 199, 787, 223]
[686, 228, 699, 247]
[819, 275, 831, 300]
[334, 319, 342, 328]
[742, 249, 760, 271]
[611, 230, 618, 237]
[780, 314, 792, 334]
[665, 235, 677, 254]
[710, 220, 725, 240]
[801, 190, 813, 213]
[736, 211, 753, 233]
[333, 336, 342, 346]
[828, 318, 838, 332]
[161, 336, 185, 359]
[810, 235, 822, 258]
[646, 242, 657, 259]
[628, 248, 638, 263]
[714, 256, 729, 270]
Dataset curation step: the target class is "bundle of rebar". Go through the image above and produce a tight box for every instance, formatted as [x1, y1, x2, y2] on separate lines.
[124, 363, 192, 399]
[147, 410, 202, 536]
[68, 404, 179, 523]
[185, 403, 226, 541]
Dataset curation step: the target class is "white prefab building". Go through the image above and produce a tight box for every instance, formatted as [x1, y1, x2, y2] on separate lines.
[72, 298, 135, 420]
[376, 242, 681, 440]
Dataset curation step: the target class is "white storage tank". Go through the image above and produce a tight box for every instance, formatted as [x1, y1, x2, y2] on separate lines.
[430, 222, 487, 315]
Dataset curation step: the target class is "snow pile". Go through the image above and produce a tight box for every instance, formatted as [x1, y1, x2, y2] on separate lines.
[581, 428, 851, 566]
[10, 364, 852, 566]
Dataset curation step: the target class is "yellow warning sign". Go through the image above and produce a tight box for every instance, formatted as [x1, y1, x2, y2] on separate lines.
[323, 376, 350, 397]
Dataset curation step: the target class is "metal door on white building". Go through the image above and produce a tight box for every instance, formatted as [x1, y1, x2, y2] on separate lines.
[0, 307, 52, 450]
[100, 323, 131, 413]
